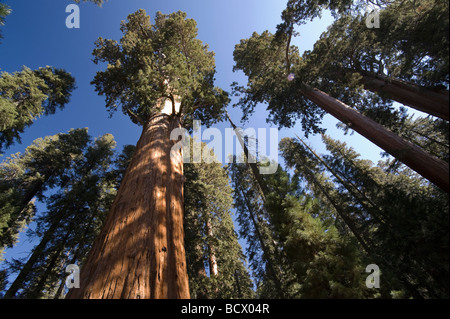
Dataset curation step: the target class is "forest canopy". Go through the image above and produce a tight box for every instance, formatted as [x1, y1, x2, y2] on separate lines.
[0, 0, 448, 300]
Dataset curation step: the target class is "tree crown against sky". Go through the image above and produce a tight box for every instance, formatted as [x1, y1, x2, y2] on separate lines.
[0, 0, 448, 299]
[301, 0, 449, 88]
[232, 30, 326, 135]
[0, 66, 76, 153]
[91, 9, 229, 129]
[0, 128, 93, 259]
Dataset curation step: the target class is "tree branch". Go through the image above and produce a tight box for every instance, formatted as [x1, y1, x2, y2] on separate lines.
[126, 108, 144, 126]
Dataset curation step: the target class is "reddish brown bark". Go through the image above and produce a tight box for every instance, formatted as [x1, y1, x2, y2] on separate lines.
[359, 72, 449, 121]
[300, 87, 449, 192]
[66, 114, 190, 299]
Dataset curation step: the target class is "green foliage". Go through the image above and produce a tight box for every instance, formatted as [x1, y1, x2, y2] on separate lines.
[230, 158, 369, 298]
[0, 2, 10, 26]
[0, 128, 90, 260]
[278, 0, 356, 29]
[91, 10, 229, 128]
[280, 135, 449, 298]
[299, 0, 449, 111]
[1, 132, 120, 298]
[229, 159, 287, 298]
[232, 31, 325, 134]
[184, 142, 254, 299]
[279, 0, 449, 86]
[0, 2, 10, 42]
[0, 66, 76, 151]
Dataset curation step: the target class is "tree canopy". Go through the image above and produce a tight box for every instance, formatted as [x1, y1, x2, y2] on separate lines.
[92, 9, 229, 128]
[0, 66, 76, 152]
[0, 1, 448, 300]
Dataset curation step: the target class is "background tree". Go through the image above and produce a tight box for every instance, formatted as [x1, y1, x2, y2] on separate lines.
[1, 133, 121, 299]
[0, 128, 90, 260]
[230, 158, 369, 298]
[232, 29, 449, 192]
[184, 141, 254, 299]
[263, 166, 368, 298]
[66, 10, 228, 299]
[0, 66, 76, 152]
[299, 1, 449, 121]
[321, 135, 449, 298]
[0, 1, 10, 41]
[280, 135, 449, 298]
[229, 159, 288, 298]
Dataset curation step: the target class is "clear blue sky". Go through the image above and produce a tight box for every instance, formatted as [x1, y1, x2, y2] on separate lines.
[0, 0, 392, 286]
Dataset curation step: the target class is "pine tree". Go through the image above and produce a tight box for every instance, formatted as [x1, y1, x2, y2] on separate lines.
[280, 135, 449, 298]
[299, 1, 449, 120]
[321, 135, 449, 298]
[66, 10, 228, 299]
[0, 128, 90, 260]
[229, 160, 288, 298]
[2, 133, 117, 299]
[232, 30, 449, 192]
[184, 141, 254, 299]
[0, 66, 76, 152]
[263, 165, 369, 298]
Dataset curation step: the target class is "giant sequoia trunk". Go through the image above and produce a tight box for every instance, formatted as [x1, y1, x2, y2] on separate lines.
[300, 87, 449, 192]
[66, 114, 190, 299]
[358, 72, 449, 121]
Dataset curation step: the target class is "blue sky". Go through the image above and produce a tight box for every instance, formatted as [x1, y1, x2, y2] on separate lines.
[0, 0, 392, 287]
[0, 0, 387, 161]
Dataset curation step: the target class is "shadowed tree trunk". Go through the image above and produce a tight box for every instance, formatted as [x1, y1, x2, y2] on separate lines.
[66, 114, 190, 299]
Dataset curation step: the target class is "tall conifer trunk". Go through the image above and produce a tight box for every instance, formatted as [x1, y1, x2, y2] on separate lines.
[358, 72, 449, 121]
[66, 113, 190, 299]
[300, 87, 449, 192]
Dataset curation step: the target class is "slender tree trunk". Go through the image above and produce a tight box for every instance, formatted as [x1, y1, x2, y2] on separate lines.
[300, 157, 426, 299]
[66, 114, 189, 299]
[295, 135, 386, 223]
[358, 72, 449, 121]
[301, 166, 372, 253]
[3, 214, 63, 299]
[239, 187, 286, 298]
[27, 233, 69, 299]
[226, 112, 270, 198]
[234, 269, 243, 298]
[300, 87, 449, 192]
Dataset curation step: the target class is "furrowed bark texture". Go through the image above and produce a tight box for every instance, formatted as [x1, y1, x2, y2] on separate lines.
[66, 114, 190, 299]
[301, 87, 449, 192]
